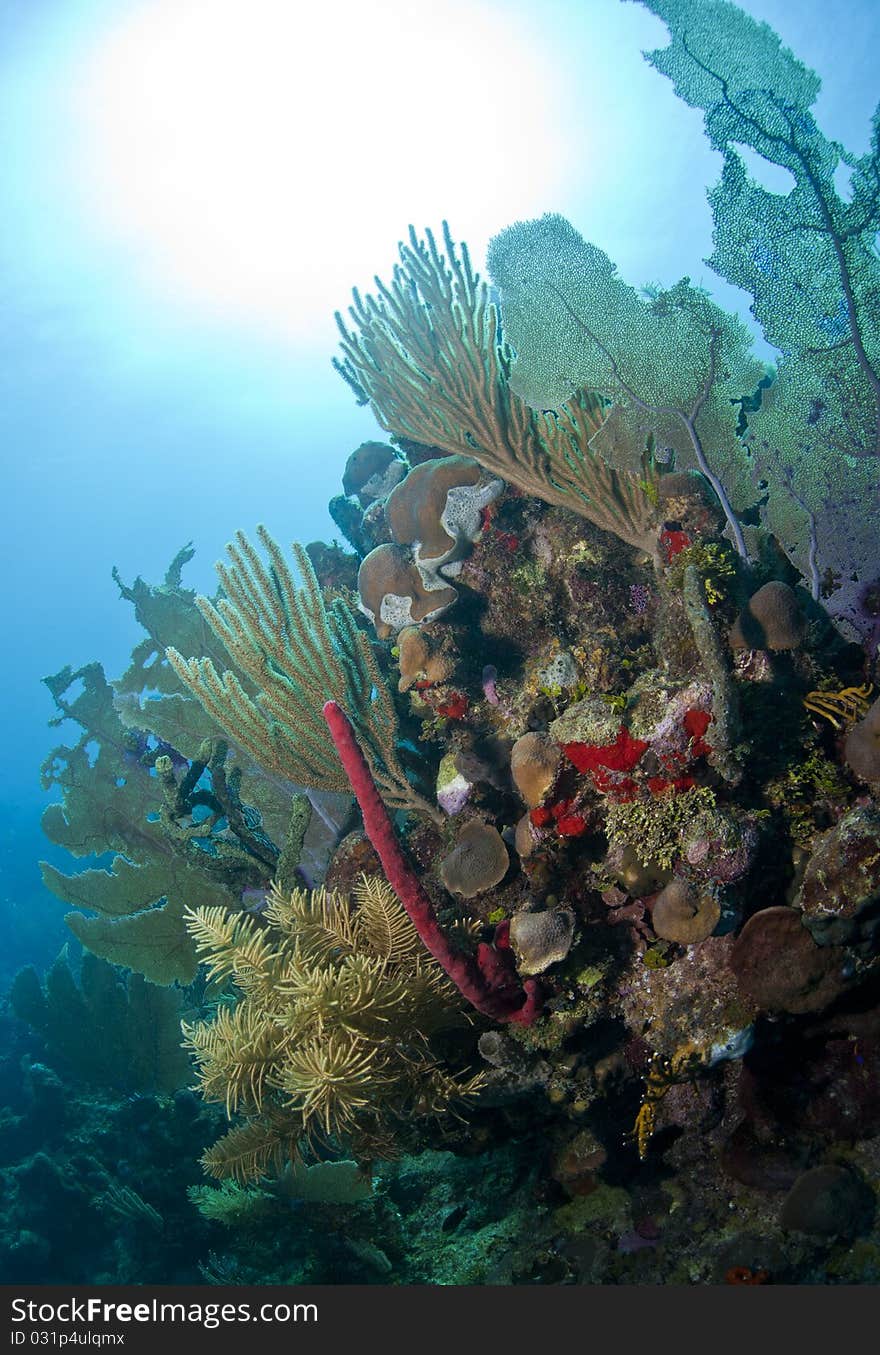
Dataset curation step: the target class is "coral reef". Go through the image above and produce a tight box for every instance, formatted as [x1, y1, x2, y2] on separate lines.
[0, 1005, 224, 1283]
[26, 0, 880, 1289]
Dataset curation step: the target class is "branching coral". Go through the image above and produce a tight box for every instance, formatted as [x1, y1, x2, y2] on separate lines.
[167, 527, 440, 823]
[182, 875, 484, 1182]
[334, 222, 662, 554]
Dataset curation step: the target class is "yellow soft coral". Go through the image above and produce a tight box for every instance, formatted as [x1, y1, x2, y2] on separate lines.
[183, 875, 485, 1182]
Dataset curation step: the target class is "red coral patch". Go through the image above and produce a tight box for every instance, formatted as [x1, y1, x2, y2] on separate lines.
[683, 707, 713, 757]
[563, 727, 648, 775]
[436, 692, 469, 720]
[660, 528, 691, 562]
[647, 774, 696, 795]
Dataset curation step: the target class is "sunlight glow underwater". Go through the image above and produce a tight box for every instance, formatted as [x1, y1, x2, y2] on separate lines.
[68, 0, 573, 343]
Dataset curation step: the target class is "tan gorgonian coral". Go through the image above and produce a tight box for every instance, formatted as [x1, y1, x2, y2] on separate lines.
[167, 528, 440, 822]
[334, 222, 661, 555]
[182, 874, 486, 1183]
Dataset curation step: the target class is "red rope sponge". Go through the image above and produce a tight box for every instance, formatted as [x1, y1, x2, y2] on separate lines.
[323, 700, 541, 1025]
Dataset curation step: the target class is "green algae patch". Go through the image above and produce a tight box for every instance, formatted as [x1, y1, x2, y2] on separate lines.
[553, 1185, 632, 1237]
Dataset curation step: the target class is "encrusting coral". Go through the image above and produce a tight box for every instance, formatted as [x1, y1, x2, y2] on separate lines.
[356, 453, 504, 637]
[357, 541, 458, 638]
[396, 625, 456, 694]
[650, 877, 720, 946]
[509, 910, 576, 976]
[384, 454, 501, 572]
[510, 733, 562, 809]
[729, 580, 804, 652]
[440, 821, 510, 899]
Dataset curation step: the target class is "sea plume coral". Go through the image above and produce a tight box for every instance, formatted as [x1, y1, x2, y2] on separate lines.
[182, 874, 485, 1182]
[167, 527, 440, 822]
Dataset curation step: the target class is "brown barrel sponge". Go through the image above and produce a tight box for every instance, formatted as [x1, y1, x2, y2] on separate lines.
[651, 877, 720, 945]
[510, 732, 562, 808]
[844, 694, 880, 785]
[440, 821, 509, 897]
[729, 581, 804, 651]
[729, 906, 849, 1015]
